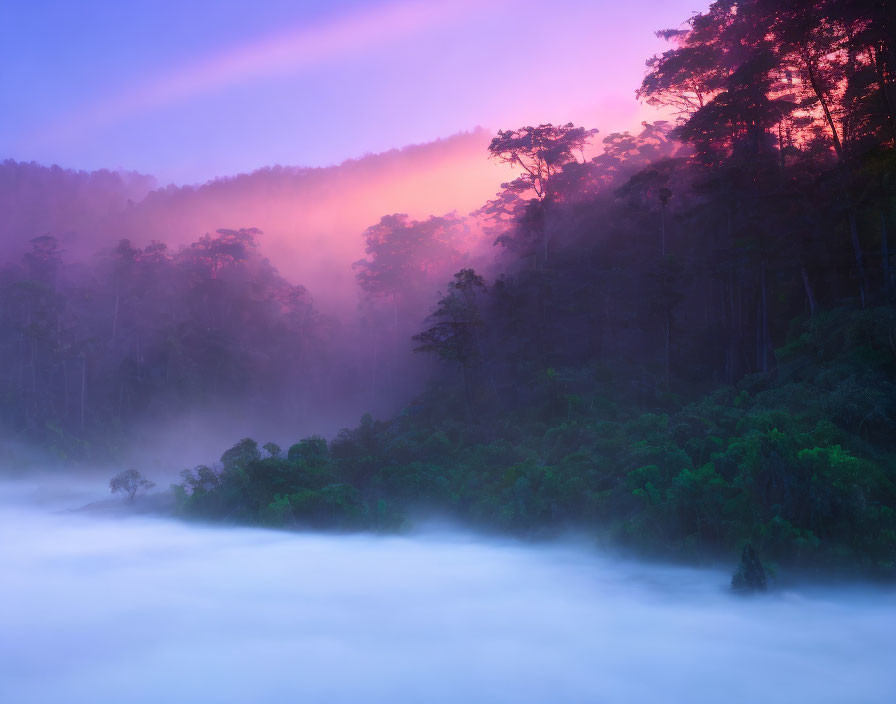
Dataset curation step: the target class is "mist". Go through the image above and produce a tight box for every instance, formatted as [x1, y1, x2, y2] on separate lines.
[0, 130, 510, 315]
[4, 0, 896, 701]
[1, 483, 892, 704]
[0, 131, 509, 442]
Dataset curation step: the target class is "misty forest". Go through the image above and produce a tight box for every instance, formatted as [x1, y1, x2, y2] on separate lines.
[2, 1, 896, 703]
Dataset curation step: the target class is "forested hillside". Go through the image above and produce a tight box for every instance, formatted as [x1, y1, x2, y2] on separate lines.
[0, 130, 505, 314]
[6, 0, 896, 573]
[0, 229, 349, 453]
[173, 0, 896, 574]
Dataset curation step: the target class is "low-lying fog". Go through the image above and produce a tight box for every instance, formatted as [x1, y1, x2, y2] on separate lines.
[1, 480, 893, 704]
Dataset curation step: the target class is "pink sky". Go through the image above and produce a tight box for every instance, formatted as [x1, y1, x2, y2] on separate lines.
[1, 0, 704, 312]
[4, 0, 701, 184]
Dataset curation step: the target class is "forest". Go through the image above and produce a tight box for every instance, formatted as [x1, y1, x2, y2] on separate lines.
[5, 0, 896, 576]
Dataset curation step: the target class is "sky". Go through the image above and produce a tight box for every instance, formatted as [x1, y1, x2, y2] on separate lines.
[1, 0, 702, 185]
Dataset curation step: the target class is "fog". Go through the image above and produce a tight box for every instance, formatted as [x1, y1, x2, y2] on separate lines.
[1, 130, 511, 316]
[1, 482, 893, 704]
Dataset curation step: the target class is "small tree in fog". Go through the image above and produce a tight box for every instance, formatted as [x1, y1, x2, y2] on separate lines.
[109, 468, 156, 502]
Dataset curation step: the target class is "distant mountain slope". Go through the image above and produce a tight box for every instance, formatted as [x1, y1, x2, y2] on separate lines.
[0, 160, 155, 251]
[1, 129, 510, 313]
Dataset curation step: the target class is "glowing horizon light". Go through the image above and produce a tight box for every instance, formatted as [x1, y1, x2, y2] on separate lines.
[7, 0, 701, 183]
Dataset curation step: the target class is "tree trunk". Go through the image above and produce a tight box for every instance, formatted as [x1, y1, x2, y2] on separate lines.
[757, 260, 767, 372]
[663, 312, 671, 391]
[725, 280, 734, 384]
[726, 207, 739, 383]
[801, 267, 818, 316]
[804, 51, 845, 159]
[660, 203, 667, 257]
[370, 339, 378, 409]
[112, 293, 119, 340]
[848, 211, 868, 307]
[80, 354, 86, 433]
[803, 47, 869, 305]
[461, 362, 472, 422]
[870, 44, 896, 144]
[777, 121, 786, 171]
[473, 325, 500, 404]
[62, 358, 68, 422]
[883, 211, 892, 296]
[31, 339, 36, 394]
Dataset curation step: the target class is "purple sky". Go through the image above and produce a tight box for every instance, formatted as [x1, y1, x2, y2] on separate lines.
[2, 0, 702, 184]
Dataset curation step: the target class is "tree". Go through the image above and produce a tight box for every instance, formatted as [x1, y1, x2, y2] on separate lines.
[354, 213, 462, 328]
[486, 123, 598, 267]
[413, 269, 486, 411]
[645, 0, 896, 307]
[592, 122, 682, 186]
[488, 123, 598, 202]
[181, 227, 261, 279]
[353, 213, 466, 406]
[263, 441, 282, 459]
[23, 235, 63, 289]
[638, 27, 726, 116]
[109, 468, 155, 502]
[221, 438, 261, 471]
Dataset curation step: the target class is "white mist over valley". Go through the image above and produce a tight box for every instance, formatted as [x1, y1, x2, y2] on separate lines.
[1, 481, 892, 704]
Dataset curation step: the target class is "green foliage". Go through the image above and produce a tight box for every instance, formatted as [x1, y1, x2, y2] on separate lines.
[175, 305, 896, 576]
[262, 442, 282, 459]
[220, 438, 261, 471]
[287, 436, 329, 463]
[175, 434, 402, 532]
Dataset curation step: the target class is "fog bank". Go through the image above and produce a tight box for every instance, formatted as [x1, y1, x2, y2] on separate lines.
[1, 485, 893, 704]
[1, 130, 511, 315]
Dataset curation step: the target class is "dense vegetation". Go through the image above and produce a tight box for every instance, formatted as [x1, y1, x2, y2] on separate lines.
[0, 228, 357, 455]
[176, 304, 896, 574]
[7, 0, 896, 574]
[173, 0, 896, 575]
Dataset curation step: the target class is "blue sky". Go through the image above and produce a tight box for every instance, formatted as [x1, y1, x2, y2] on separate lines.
[1, 0, 702, 184]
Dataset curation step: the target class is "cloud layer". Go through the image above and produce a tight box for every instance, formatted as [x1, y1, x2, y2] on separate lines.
[1, 490, 894, 704]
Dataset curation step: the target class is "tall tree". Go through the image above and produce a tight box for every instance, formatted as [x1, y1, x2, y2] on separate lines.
[485, 123, 598, 267]
[413, 269, 486, 413]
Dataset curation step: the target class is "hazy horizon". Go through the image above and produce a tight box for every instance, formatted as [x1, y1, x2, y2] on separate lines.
[11, 126, 498, 189]
[1, 128, 518, 316]
[2, 0, 693, 183]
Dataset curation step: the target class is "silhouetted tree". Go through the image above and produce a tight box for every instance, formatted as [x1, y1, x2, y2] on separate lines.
[486, 123, 597, 267]
[110, 468, 155, 502]
[414, 269, 486, 412]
